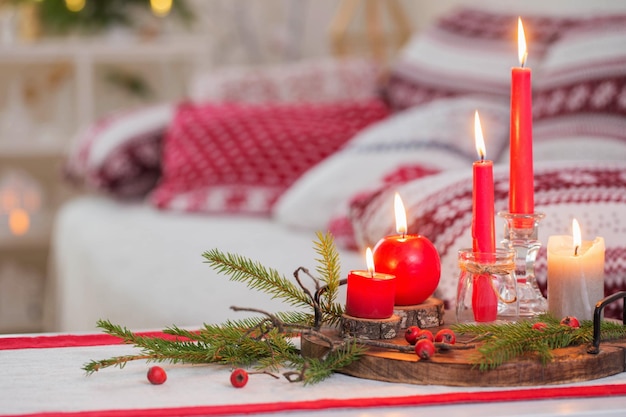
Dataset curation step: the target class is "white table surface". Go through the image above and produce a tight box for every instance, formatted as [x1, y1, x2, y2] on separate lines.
[1, 331, 625, 417]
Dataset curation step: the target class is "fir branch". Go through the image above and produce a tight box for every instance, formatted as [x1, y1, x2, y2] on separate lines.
[452, 316, 626, 371]
[83, 318, 301, 374]
[302, 340, 367, 385]
[202, 249, 311, 309]
[83, 320, 216, 374]
[313, 231, 342, 311]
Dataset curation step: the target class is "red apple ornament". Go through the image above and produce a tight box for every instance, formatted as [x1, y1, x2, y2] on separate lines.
[372, 194, 441, 305]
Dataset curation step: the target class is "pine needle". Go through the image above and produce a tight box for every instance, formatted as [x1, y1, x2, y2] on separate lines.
[452, 315, 626, 370]
[202, 249, 311, 309]
[312, 231, 345, 325]
[302, 340, 367, 385]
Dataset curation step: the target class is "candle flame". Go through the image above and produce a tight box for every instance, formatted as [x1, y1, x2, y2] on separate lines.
[394, 192, 407, 236]
[572, 218, 582, 256]
[365, 247, 375, 277]
[518, 17, 528, 67]
[474, 111, 486, 161]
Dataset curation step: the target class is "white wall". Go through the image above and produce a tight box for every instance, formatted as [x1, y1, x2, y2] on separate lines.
[184, 0, 626, 69]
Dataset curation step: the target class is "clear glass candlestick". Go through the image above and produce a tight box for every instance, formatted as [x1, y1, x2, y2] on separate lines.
[498, 211, 547, 318]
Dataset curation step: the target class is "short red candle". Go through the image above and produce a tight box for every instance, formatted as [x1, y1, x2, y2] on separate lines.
[509, 18, 534, 216]
[471, 111, 497, 322]
[345, 248, 396, 319]
[372, 194, 441, 306]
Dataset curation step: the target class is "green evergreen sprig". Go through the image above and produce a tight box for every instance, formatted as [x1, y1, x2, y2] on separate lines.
[202, 231, 345, 327]
[298, 340, 368, 385]
[312, 231, 345, 326]
[202, 249, 311, 310]
[84, 232, 362, 383]
[452, 314, 626, 371]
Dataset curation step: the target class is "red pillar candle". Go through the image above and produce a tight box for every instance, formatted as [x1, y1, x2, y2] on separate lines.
[345, 248, 396, 319]
[471, 111, 497, 322]
[509, 18, 534, 216]
[372, 193, 441, 306]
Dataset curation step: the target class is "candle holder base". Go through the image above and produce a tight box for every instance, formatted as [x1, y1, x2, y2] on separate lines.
[393, 297, 444, 329]
[341, 314, 401, 340]
[456, 248, 518, 323]
[499, 211, 547, 318]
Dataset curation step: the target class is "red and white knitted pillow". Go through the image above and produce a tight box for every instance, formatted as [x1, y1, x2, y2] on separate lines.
[350, 161, 626, 318]
[64, 104, 173, 199]
[383, 7, 576, 111]
[532, 15, 626, 161]
[189, 57, 382, 104]
[327, 164, 443, 250]
[149, 99, 389, 215]
[274, 95, 511, 240]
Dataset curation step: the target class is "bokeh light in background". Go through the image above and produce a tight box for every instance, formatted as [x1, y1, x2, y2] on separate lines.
[150, 0, 173, 17]
[64, 0, 85, 13]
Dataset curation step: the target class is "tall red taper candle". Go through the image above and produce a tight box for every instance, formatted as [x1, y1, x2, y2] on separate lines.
[509, 17, 534, 215]
[472, 111, 496, 254]
[472, 111, 497, 322]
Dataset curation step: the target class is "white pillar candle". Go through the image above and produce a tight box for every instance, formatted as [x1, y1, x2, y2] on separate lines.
[547, 219, 605, 321]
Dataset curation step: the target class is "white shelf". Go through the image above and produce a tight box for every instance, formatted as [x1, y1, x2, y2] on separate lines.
[0, 144, 67, 159]
[0, 34, 208, 127]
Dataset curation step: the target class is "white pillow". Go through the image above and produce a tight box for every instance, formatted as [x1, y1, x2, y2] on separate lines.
[273, 95, 510, 232]
[531, 15, 626, 162]
[189, 57, 381, 104]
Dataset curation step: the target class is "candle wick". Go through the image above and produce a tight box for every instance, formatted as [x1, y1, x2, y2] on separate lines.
[520, 52, 528, 68]
[574, 245, 579, 256]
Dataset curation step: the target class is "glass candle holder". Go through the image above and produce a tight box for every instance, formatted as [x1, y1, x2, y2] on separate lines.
[456, 248, 518, 323]
[498, 211, 547, 318]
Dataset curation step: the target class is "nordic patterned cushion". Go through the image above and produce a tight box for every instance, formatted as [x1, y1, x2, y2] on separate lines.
[383, 7, 577, 111]
[189, 57, 382, 104]
[274, 95, 511, 235]
[149, 99, 389, 215]
[532, 15, 626, 162]
[327, 164, 443, 250]
[350, 161, 626, 319]
[64, 104, 174, 199]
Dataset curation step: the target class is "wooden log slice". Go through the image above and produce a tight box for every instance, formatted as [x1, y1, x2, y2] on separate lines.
[341, 314, 401, 340]
[301, 328, 626, 387]
[394, 297, 445, 329]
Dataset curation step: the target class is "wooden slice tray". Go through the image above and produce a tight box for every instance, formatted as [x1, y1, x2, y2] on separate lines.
[301, 326, 626, 387]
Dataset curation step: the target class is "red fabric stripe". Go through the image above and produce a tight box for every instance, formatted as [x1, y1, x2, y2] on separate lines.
[3, 383, 626, 417]
[0, 332, 192, 350]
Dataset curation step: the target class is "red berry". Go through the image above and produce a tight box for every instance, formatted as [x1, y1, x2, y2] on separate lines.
[404, 326, 421, 345]
[560, 316, 580, 329]
[434, 329, 456, 344]
[532, 322, 547, 331]
[416, 329, 434, 342]
[415, 339, 436, 360]
[147, 366, 167, 385]
[230, 368, 249, 388]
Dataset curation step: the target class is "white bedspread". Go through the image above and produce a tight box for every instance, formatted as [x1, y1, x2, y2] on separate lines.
[45, 196, 362, 332]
